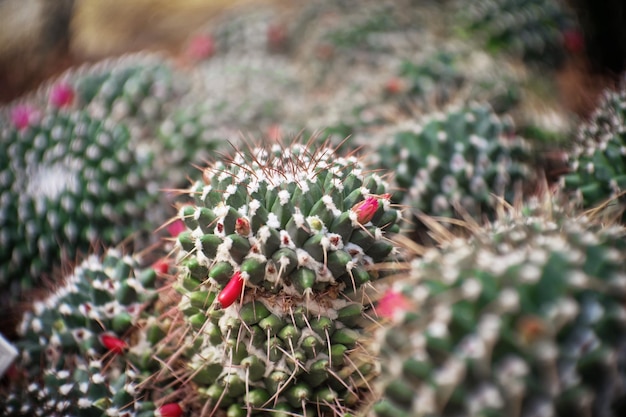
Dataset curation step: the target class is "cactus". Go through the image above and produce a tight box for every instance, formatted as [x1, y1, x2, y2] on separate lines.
[461, 0, 577, 67]
[0, 109, 160, 300]
[373, 205, 626, 417]
[43, 54, 187, 129]
[375, 102, 534, 224]
[169, 141, 401, 415]
[0, 249, 178, 417]
[562, 86, 626, 222]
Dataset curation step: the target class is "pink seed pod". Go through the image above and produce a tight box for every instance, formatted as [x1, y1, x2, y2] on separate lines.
[376, 289, 411, 320]
[99, 334, 127, 354]
[10, 105, 39, 130]
[157, 403, 183, 417]
[185, 34, 216, 62]
[167, 219, 186, 237]
[49, 82, 75, 108]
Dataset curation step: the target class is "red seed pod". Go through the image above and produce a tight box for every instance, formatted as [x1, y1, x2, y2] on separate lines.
[351, 196, 379, 225]
[157, 403, 183, 417]
[217, 271, 245, 309]
[99, 334, 127, 354]
[167, 219, 186, 237]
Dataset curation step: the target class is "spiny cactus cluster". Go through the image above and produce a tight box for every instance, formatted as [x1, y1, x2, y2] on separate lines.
[375, 102, 534, 223]
[373, 207, 626, 417]
[0, 110, 159, 298]
[562, 85, 626, 222]
[170, 142, 401, 415]
[461, 0, 577, 67]
[1, 249, 177, 417]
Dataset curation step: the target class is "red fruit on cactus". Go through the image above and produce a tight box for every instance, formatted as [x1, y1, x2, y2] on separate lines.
[351, 196, 379, 225]
[152, 258, 170, 274]
[157, 403, 183, 417]
[49, 82, 75, 108]
[99, 334, 127, 354]
[167, 219, 186, 237]
[217, 271, 244, 308]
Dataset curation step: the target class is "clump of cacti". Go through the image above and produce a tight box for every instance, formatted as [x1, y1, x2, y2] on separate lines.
[375, 102, 534, 224]
[461, 0, 577, 67]
[169, 141, 401, 415]
[372, 203, 626, 417]
[562, 86, 626, 222]
[0, 110, 161, 300]
[0, 249, 179, 417]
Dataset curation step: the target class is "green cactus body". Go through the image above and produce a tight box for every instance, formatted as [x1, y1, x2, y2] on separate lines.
[374, 210, 626, 417]
[376, 102, 533, 222]
[562, 88, 626, 222]
[173, 142, 400, 415]
[0, 111, 159, 299]
[461, 0, 576, 67]
[0, 249, 171, 417]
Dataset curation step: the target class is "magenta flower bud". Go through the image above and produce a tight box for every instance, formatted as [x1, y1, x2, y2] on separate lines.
[49, 82, 75, 108]
[376, 290, 411, 320]
[10, 105, 39, 130]
[351, 196, 379, 224]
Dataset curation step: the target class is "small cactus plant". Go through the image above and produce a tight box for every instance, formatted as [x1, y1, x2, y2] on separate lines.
[373, 204, 626, 417]
[169, 141, 401, 415]
[0, 249, 177, 417]
[375, 102, 534, 224]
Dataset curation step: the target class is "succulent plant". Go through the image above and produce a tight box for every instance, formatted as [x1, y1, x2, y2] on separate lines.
[373, 205, 626, 417]
[169, 141, 401, 415]
[0, 110, 160, 300]
[375, 102, 534, 224]
[562, 86, 626, 222]
[0, 249, 179, 417]
[461, 0, 577, 67]
[43, 54, 187, 130]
